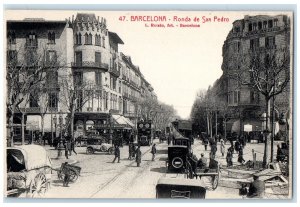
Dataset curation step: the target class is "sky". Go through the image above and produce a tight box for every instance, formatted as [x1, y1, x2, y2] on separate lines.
[5, 10, 284, 119]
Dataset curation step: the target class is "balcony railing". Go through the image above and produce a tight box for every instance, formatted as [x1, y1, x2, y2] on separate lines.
[71, 61, 109, 71]
[19, 107, 59, 113]
[109, 68, 120, 77]
[245, 26, 281, 37]
[25, 41, 38, 49]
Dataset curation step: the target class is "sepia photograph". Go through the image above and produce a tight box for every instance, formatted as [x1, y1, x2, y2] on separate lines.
[3, 8, 294, 200]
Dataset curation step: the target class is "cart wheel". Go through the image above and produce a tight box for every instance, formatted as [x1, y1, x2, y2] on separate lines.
[86, 147, 94, 154]
[28, 173, 48, 197]
[212, 175, 219, 190]
[108, 147, 114, 155]
[69, 169, 79, 182]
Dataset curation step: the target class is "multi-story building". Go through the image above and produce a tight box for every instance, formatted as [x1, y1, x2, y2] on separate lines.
[217, 15, 291, 137]
[6, 13, 157, 141]
[7, 18, 73, 139]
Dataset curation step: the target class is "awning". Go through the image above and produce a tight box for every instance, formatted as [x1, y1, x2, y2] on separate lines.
[112, 115, 134, 128]
[26, 115, 41, 131]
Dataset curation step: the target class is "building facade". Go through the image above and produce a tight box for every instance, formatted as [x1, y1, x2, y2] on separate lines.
[216, 15, 291, 137]
[6, 13, 157, 142]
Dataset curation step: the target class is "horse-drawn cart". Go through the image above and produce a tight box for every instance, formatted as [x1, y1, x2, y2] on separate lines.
[6, 145, 52, 197]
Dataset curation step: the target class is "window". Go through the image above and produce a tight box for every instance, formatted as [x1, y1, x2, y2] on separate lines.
[8, 31, 16, 44]
[75, 33, 82, 45]
[48, 92, 58, 108]
[85, 90, 93, 111]
[95, 34, 101, 46]
[253, 23, 257, 31]
[96, 90, 102, 111]
[102, 37, 105, 48]
[95, 72, 102, 85]
[85, 33, 92, 45]
[265, 36, 275, 48]
[263, 21, 267, 29]
[104, 92, 108, 110]
[46, 71, 58, 87]
[29, 93, 39, 108]
[250, 91, 256, 104]
[250, 38, 259, 51]
[26, 33, 37, 47]
[46, 50, 57, 65]
[258, 22, 262, 30]
[119, 97, 122, 111]
[7, 50, 17, 63]
[48, 32, 55, 44]
[234, 91, 240, 104]
[234, 26, 240, 33]
[233, 42, 241, 53]
[248, 23, 252, 31]
[119, 80, 121, 93]
[25, 50, 37, 66]
[95, 52, 101, 65]
[75, 51, 82, 66]
[74, 72, 83, 85]
[268, 20, 273, 28]
[76, 90, 83, 112]
[274, 19, 278, 27]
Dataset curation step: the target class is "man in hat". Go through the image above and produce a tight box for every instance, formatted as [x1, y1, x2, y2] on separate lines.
[197, 153, 208, 169]
[136, 145, 142, 167]
[151, 143, 157, 161]
[112, 145, 120, 163]
[248, 175, 265, 198]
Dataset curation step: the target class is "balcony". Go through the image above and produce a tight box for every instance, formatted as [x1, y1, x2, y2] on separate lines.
[109, 67, 120, 77]
[25, 41, 38, 49]
[245, 26, 281, 37]
[71, 61, 109, 71]
[19, 107, 59, 113]
[123, 112, 137, 118]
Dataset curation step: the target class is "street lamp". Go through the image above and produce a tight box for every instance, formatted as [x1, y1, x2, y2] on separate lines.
[57, 111, 64, 159]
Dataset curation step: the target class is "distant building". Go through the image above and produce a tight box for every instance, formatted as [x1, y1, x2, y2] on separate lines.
[216, 15, 291, 137]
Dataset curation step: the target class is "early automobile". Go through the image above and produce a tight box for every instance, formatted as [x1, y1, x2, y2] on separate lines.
[6, 145, 52, 197]
[86, 137, 115, 155]
[166, 138, 192, 172]
[156, 177, 206, 199]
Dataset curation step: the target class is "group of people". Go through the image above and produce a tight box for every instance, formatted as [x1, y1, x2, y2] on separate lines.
[112, 143, 157, 167]
[201, 133, 247, 167]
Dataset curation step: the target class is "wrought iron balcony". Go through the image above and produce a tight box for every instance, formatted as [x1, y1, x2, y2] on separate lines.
[71, 61, 109, 71]
[109, 67, 120, 77]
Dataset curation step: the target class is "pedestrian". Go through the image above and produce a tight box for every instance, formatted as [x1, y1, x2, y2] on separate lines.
[226, 149, 233, 167]
[64, 142, 69, 159]
[203, 136, 209, 151]
[235, 140, 241, 153]
[112, 145, 120, 163]
[238, 148, 245, 164]
[61, 162, 70, 187]
[220, 139, 225, 157]
[276, 144, 284, 162]
[197, 153, 208, 169]
[71, 140, 77, 155]
[128, 142, 133, 160]
[210, 142, 217, 159]
[151, 143, 157, 161]
[136, 145, 142, 167]
[247, 175, 265, 198]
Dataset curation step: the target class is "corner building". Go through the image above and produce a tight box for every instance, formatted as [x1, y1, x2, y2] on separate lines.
[218, 15, 291, 137]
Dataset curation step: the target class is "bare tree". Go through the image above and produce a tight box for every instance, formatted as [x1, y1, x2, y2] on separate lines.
[59, 74, 94, 140]
[229, 47, 290, 167]
[6, 45, 60, 146]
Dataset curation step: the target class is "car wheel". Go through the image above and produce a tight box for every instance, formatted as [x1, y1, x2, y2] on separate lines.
[86, 147, 94, 154]
[108, 147, 114, 155]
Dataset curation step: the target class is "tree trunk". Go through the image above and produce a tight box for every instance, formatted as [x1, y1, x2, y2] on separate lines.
[263, 96, 271, 168]
[21, 113, 25, 145]
[224, 118, 227, 141]
[41, 114, 45, 136]
[8, 107, 14, 147]
[207, 114, 210, 136]
[70, 111, 75, 141]
[210, 116, 213, 138]
[215, 112, 218, 136]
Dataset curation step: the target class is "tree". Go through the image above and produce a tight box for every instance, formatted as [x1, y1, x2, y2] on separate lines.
[59, 74, 94, 140]
[6, 45, 61, 146]
[230, 47, 290, 167]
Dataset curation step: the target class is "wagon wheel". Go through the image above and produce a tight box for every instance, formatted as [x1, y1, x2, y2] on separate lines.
[57, 170, 63, 180]
[28, 173, 48, 198]
[211, 166, 220, 190]
[69, 169, 79, 182]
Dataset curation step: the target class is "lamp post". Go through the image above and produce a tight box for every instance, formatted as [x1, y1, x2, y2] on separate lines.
[53, 114, 57, 140]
